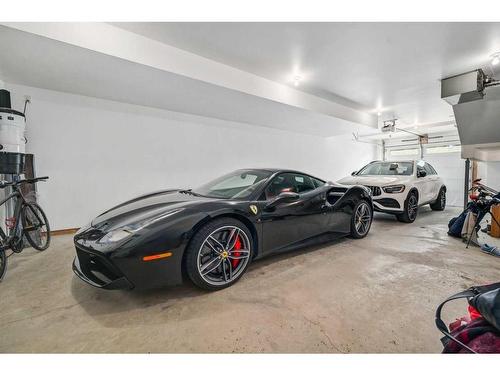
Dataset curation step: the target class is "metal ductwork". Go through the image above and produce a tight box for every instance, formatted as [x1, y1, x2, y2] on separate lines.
[441, 69, 500, 161]
[441, 69, 486, 105]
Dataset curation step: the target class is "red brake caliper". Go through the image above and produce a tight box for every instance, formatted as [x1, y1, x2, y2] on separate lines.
[231, 235, 242, 268]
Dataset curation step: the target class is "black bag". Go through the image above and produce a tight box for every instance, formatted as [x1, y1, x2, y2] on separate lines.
[435, 282, 500, 353]
[448, 210, 467, 237]
[447, 202, 479, 238]
[470, 287, 500, 331]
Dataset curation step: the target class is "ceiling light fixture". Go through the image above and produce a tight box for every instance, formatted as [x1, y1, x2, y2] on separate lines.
[293, 75, 302, 86]
[377, 112, 382, 117]
[491, 52, 500, 66]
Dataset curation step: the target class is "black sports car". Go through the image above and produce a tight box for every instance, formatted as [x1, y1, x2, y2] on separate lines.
[73, 169, 373, 291]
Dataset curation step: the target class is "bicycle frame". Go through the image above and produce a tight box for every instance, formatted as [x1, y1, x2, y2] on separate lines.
[0, 188, 26, 251]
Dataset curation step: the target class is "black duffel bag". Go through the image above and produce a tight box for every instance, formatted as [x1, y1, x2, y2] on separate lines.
[469, 287, 500, 331]
[435, 282, 500, 353]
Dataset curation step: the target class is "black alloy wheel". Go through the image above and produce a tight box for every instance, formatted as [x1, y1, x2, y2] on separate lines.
[430, 189, 446, 211]
[185, 218, 253, 290]
[397, 192, 418, 223]
[350, 200, 373, 239]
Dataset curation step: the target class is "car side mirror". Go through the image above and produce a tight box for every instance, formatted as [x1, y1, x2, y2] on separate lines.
[351, 171, 357, 176]
[417, 170, 427, 178]
[265, 191, 300, 210]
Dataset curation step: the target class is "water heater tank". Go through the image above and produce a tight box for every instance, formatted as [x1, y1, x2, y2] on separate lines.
[0, 108, 26, 153]
[0, 89, 26, 174]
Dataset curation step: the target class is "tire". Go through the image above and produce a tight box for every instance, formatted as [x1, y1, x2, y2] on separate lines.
[430, 188, 446, 211]
[21, 202, 51, 251]
[185, 218, 253, 291]
[396, 191, 419, 223]
[0, 250, 6, 282]
[350, 200, 373, 239]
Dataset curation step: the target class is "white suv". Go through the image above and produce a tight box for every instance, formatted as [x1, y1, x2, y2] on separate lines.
[338, 160, 446, 223]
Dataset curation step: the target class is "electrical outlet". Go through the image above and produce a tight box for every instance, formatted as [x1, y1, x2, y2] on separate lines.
[24, 95, 31, 102]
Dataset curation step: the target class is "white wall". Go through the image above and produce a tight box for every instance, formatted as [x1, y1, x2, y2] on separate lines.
[6, 83, 377, 230]
[325, 135, 383, 181]
[477, 161, 500, 191]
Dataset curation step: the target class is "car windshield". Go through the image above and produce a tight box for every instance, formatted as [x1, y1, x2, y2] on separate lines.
[193, 169, 273, 199]
[357, 162, 414, 176]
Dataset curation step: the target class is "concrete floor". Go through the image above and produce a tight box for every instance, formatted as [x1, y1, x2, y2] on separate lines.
[1, 206, 500, 353]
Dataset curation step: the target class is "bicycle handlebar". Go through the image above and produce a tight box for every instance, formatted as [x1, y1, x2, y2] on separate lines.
[470, 182, 499, 195]
[0, 176, 49, 189]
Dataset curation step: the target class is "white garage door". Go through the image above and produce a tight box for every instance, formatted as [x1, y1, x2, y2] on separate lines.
[387, 146, 465, 207]
[424, 149, 465, 207]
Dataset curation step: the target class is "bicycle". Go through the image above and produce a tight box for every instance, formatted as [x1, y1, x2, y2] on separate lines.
[465, 179, 500, 248]
[0, 176, 50, 282]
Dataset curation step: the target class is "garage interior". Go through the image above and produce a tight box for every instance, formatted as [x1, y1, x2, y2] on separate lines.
[1, 22, 500, 353]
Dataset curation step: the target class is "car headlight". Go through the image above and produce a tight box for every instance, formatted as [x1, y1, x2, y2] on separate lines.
[98, 229, 133, 244]
[97, 208, 183, 245]
[383, 184, 406, 194]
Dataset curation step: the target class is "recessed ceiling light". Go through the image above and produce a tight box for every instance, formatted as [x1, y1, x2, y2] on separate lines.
[377, 112, 382, 116]
[491, 52, 500, 66]
[293, 75, 302, 86]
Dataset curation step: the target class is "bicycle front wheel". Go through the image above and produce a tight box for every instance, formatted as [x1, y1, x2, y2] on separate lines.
[22, 202, 51, 251]
[0, 250, 6, 281]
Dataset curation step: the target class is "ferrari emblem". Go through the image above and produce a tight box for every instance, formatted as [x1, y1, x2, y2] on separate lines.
[249, 205, 258, 215]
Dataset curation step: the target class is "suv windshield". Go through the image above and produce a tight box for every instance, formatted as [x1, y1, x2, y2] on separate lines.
[357, 162, 414, 176]
[193, 169, 272, 199]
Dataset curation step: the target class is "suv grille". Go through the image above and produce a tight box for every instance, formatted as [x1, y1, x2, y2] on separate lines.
[365, 186, 381, 196]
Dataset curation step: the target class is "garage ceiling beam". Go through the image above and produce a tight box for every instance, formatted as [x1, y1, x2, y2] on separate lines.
[1, 22, 377, 130]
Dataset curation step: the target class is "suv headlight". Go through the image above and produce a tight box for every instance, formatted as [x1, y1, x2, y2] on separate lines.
[383, 185, 406, 194]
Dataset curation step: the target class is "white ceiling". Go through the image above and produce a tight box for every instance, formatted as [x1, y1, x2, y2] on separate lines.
[0, 23, 379, 136]
[112, 22, 500, 126]
[2, 22, 500, 138]
[0, 25, 370, 137]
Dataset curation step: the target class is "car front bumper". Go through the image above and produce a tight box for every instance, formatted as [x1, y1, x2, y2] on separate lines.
[365, 186, 406, 213]
[73, 237, 186, 290]
[72, 254, 134, 290]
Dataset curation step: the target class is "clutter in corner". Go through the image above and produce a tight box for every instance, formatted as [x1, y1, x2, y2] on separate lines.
[447, 179, 500, 253]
